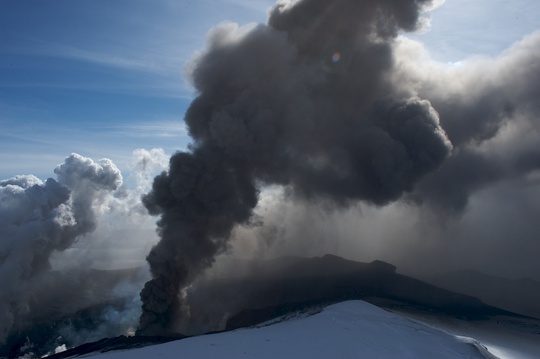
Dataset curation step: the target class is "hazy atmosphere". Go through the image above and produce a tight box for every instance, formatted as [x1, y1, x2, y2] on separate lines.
[1, 0, 540, 351]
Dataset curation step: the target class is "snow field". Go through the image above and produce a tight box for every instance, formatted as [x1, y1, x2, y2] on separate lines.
[90, 300, 496, 359]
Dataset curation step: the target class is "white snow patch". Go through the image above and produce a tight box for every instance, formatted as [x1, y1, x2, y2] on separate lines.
[54, 344, 67, 354]
[89, 300, 497, 359]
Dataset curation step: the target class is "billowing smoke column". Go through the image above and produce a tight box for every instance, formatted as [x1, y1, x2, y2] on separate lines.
[139, 0, 452, 334]
[0, 154, 122, 341]
[397, 31, 540, 215]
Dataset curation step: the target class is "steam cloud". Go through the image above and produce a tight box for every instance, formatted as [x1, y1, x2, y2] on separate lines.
[0, 154, 122, 340]
[0, 150, 168, 351]
[139, 0, 453, 335]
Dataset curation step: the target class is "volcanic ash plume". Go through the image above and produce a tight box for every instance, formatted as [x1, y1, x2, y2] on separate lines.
[0, 154, 122, 341]
[139, 0, 452, 335]
[394, 31, 540, 216]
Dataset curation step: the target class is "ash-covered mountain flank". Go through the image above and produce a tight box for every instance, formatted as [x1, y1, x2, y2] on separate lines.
[38, 254, 532, 359]
[427, 269, 540, 320]
[184, 254, 517, 333]
[5, 255, 535, 359]
[16, 255, 540, 358]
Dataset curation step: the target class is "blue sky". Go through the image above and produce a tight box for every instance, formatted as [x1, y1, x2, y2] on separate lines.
[1, 0, 539, 180]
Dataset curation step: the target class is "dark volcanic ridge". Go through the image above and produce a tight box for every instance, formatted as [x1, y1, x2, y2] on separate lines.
[191, 254, 520, 331]
[31, 254, 537, 359]
[426, 269, 540, 320]
[45, 335, 184, 359]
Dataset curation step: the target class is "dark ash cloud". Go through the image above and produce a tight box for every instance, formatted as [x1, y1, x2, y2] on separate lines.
[397, 31, 540, 215]
[139, 0, 452, 335]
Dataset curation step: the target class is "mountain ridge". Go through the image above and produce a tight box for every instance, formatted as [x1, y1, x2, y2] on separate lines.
[426, 269, 540, 319]
[4, 255, 535, 358]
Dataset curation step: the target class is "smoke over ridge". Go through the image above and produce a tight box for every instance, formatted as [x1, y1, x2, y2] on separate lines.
[139, 0, 453, 335]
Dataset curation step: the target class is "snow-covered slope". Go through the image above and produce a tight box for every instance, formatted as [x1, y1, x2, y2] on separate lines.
[87, 301, 497, 359]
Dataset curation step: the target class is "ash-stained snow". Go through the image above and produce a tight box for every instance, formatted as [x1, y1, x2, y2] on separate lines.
[89, 300, 498, 359]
